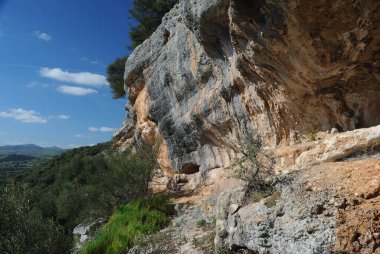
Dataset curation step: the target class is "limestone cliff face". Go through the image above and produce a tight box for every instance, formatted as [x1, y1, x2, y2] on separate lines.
[116, 0, 380, 174]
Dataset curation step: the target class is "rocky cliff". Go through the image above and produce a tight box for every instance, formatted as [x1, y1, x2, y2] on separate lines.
[116, 0, 380, 174]
[115, 0, 380, 253]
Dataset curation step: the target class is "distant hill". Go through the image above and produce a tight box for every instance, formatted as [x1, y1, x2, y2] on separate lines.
[0, 154, 35, 163]
[0, 144, 65, 157]
[0, 144, 66, 181]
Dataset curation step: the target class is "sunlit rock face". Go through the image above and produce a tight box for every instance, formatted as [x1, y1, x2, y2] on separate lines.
[115, 0, 380, 173]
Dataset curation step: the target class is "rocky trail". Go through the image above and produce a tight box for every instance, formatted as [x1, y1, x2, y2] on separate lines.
[129, 127, 380, 253]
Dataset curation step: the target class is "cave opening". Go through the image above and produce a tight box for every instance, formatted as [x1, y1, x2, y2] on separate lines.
[182, 163, 200, 174]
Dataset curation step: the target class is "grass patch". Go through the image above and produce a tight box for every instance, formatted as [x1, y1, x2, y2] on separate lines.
[264, 191, 281, 208]
[81, 196, 172, 254]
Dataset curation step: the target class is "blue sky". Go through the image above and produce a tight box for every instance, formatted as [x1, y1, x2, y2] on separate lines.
[0, 0, 134, 148]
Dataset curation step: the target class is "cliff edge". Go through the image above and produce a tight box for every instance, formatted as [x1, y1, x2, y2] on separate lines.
[115, 0, 380, 253]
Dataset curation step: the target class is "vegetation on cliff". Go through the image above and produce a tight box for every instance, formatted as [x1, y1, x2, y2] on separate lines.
[107, 0, 178, 99]
[0, 181, 71, 254]
[235, 131, 275, 202]
[129, 0, 178, 49]
[107, 55, 129, 99]
[81, 196, 173, 254]
[0, 142, 163, 253]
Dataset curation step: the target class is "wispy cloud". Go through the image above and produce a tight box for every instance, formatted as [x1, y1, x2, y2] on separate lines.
[40, 67, 108, 86]
[0, 108, 47, 123]
[57, 85, 98, 96]
[89, 126, 115, 132]
[75, 134, 84, 138]
[57, 114, 71, 120]
[79, 56, 102, 66]
[32, 30, 52, 42]
[27, 81, 50, 89]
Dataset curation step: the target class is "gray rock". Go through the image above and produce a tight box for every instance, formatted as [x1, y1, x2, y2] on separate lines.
[117, 0, 380, 175]
[72, 218, 106, 254]
[215, 173, 338, 254]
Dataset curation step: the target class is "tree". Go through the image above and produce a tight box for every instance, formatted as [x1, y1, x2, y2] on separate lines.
[107, 56, 129, 99]
[235, 131, 274, 194]
[129, 0, 178, 49]
[107, 0, 178, 99]
[0, 181, 71, 254]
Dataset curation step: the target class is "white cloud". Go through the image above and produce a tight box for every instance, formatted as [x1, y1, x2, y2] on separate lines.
[40, 67, 107, 86]
[57, 85, 98, 96]
[57, 114, 71, 120]
[0, 108, 47, 123]
[0, 141, 25, 146]
[67, 144, 95, 149]
[32, 30, 52, 42]
[67, 144, 81, 149]
[75, 134, 84, 138]
[89, 126, 115, 132]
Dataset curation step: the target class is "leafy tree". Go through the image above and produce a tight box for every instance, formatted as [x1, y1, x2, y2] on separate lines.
[107, 55, 128, 99]
[129, 0, 178, 49]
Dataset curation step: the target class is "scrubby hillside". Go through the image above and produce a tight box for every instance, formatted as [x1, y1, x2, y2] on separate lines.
[0, 142, 167, 253]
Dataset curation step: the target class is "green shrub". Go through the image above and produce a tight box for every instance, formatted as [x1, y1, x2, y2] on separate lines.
[81, 196, 172, 254]
[7, 141, 159, 251]
[196, 219, 207, 227]
[0, 181, 71, 254]
[16, 142, 158, 230]
[236, 132, 273, 187]
[235, 131, 275, 202]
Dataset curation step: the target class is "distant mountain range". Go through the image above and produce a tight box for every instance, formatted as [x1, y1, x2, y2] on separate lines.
[0, 145, 66, 181]
[0, 144, 65, 157]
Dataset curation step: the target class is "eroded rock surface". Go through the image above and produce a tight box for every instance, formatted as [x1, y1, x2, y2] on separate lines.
[214, 158, 380, 254]
[116, 0, 380, 174]
[115, 0, 380, 253]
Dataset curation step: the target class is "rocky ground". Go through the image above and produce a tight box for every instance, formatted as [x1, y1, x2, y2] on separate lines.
[129, 126, 380, 254]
